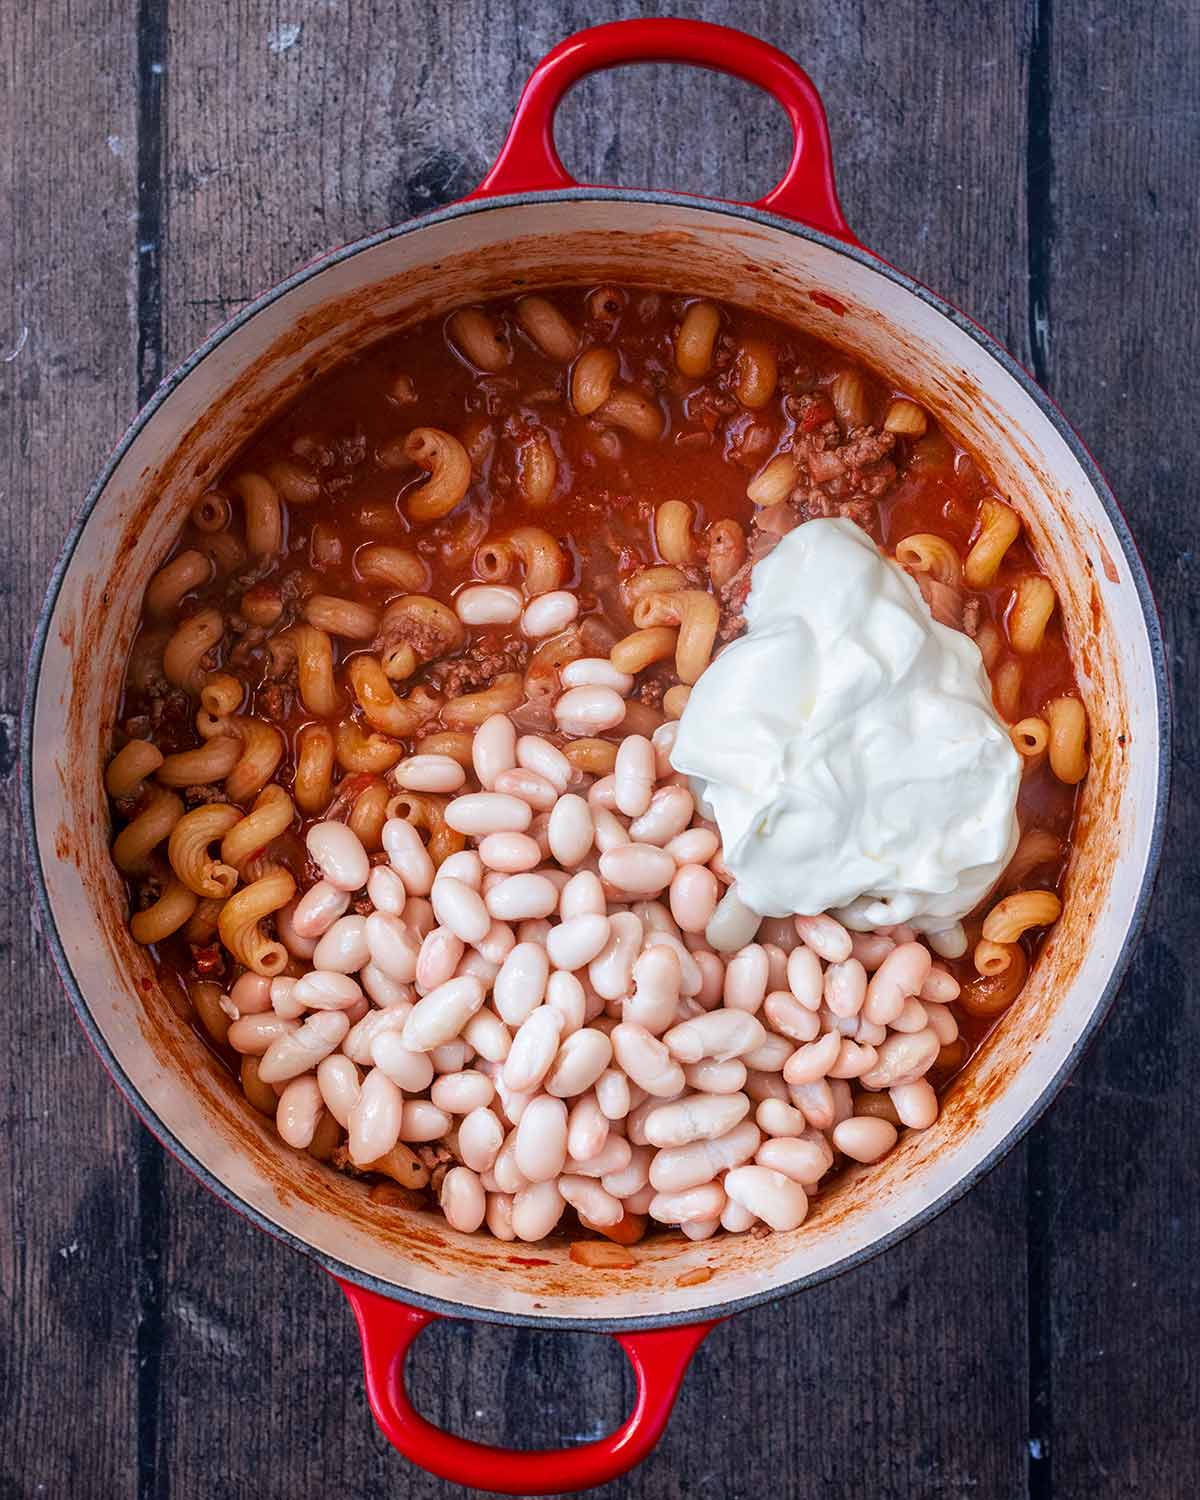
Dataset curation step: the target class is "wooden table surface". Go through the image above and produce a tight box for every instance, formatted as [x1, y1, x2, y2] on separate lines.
[2, 2, 1197, 1496]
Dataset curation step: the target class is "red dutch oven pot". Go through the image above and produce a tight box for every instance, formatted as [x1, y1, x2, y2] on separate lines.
[22, 19, 1169, 1494]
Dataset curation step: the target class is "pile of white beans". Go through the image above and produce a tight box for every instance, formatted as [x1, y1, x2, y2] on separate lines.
[223, 706, 961, 1243]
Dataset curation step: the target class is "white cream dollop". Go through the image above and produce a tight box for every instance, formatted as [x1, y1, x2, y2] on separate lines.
[670, 517, 1020, 934]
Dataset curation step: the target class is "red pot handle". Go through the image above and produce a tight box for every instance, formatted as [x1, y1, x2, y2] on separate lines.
[469, 17, 856, 242]
[339, 1278, 718, 1494]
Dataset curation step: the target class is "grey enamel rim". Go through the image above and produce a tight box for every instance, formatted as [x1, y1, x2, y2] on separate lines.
[22, 186, 1172, 1334]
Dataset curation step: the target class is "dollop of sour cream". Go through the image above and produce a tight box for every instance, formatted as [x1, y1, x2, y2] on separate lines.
[671, 517, 1021, 934]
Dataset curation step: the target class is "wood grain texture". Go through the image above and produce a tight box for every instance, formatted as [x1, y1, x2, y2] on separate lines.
[1025, 1, 1200, 1493]
[3, 0, 1196, 1496]
[0, 4, 143, 1498]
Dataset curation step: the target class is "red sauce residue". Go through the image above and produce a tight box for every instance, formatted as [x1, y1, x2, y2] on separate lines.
[507, 1256, 552, 1267]
[1096, 533, 1120, 584]
[809, 290, 847, 316]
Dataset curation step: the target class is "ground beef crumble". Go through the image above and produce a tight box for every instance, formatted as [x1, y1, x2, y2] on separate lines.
[427, 639, 530, 698]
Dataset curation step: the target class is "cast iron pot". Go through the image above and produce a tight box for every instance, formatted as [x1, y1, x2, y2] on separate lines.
[22, 19, 1170, 1493]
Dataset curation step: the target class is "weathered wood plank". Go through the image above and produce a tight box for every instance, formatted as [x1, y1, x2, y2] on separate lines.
[0, 3, 142, 1496]
[1031, 3, 1200, 1494]
[150, 4, 1034, 1498]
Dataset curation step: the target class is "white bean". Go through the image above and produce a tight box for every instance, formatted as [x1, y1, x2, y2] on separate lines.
[258, 1010, 349, 1083]
[276, 1075, 323, 1149]
[291, 880, 351, 940]
[367, 864, 408, 916]
[371, 1031, 435, 1092]
[554, 686, 626, 735]
[545, 1028, 613, 1098]
[613, 736, 655, 817]
[291, 970, 363, 1011]
[504, 1006, 564, 1093]
[306, 821, 370, 892]
[317, 1054, 362, 1127]
[515, 735, 572, 792]
[511, 1180, 565, 1240]
[312, 915, 370, 974]
[560, 657, 633, 694]
[493, 941, 550, 1027]
[365, 911, 421, 982]
[472, 713, 517, 790]
[521, 589, 579, 638]
[558, 1174, 623, 1227]
[515, 1095, 568, 1182]
[705, 887, 761, 952]
[724, 1164, 808, 1230]
[644, 1091, 750, 1147]
[455, 584, 523, 625]
[485, 872, 559, 921]
[458, 1106, 505, 1172]
[833, 1115, 899, 1163]
[348, 1067, 404, 1165]
[402, 975, 487, 1052]
[382, 817, 435, 895]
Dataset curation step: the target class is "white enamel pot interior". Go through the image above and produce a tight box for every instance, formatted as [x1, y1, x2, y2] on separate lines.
[23, 187, 1169, 1330]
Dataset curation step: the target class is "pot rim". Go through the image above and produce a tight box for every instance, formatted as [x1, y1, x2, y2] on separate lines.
[21, 186, 1172, 1331]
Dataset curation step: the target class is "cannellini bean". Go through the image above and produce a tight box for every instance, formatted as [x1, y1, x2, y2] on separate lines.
[276, 903, 317, 961]
[486, 1192, 516, 1240]
[663, 1007, 765, 1063]
[382, 817, 435, 895]
[291, 880, 351, 939]
[431, 1069, 495, 1114]
[546, 913, 611, 971]
[705, 887, 761, 952]
[924, 1002, 959, 1046]
[458, 1106, 505, 1172]
[560, 657, 634, 694]
[431, 877, 491, 945]
[565, 1134, 632, 1178]
[316, 1054, 361, 1127]
[850, 931, 896, 969]
[628, 786, 694, 845]
[623, 944, 681, 1035]
[782, 1029, 841, 1087]
[291, 970, 363, 1012]
[312, 915, 369, 974]
[546, 793, 594, 866]
[724, 1165, 808, 1231]
[859, 1026, 940, 1089]
[649, 1182, 726, 1226]
[723, 944, 769, 1013]
[927, 922, 968, 959]
[473, 713, 517, 790]
[745, 1069, 790, 1103]
[890, 1078, 939, 1129]
[493, 941, 550, 1026]
[756, 1097, 807, 1137]
[566, 1091, 610, 1161]
[343, 1005, 406, 1066]
[595, 1067, 632, 1120]
[229, 972, 273, 1016]
[494, 766, 558, 812]
[665, 827, 720, 866]
[611, 1023, 686, 1098]
[485, 872, 559, 921]
[591, 807, 630, 855]
[348, 1066, 403, 1165]
[545, 970, 586, 1034]
[372, 1031, 435, 1092]
[461, 1007, 512, 1062]
[559, 870, 605, 919]
[827, 1038, 879, 1079]
[430, 1039, 472, 1074]
[258, 1010, 349, 1083]
[921, 964, 961, 1003]
[833, 1115, 899, 1163]
[360, 963, 411, 1009]
[890, 997, 929, 1033]
[863, 942, 933, 1026]
[587, 775, 619, 811]
[684, 1057, 747, 1094]
[601, 1144, 652, 1198]
[445, 792, 532, 836]
[269, 976, 305, 1020]
[650, 721, 678, 776]
[306, 821, 370, 892]
[515, 1095, 568, 1181]
[588, 910, 644, 999]
[455, 584, 523, 625]
[367, 864, 408, 916]
[511, 1180, 565, 1241]
[477, 831, 542, 873]
[416, 926, 465, 992]
[493, 1130, 530, 1190]
[440, 1166, 487, 1232]
[393, 754, 467, 794]
[364, 911, 421, 982]
[514, 735, 572, 793]
[599, 844, 675, 896]
[276, 1076, 324, 1149]
[613, 736, 655, 818]
[399, 1100, 452, 1142]
[545, 1027, 613, 1098]
[669, 863, 718, 934]
[644, 1091, 750, 1148]
[504, 1006, 564, 1093]
[763, 990, 821, 1042]
[793, 913, 852, 963]
[692, 949, 725, 1010]
[721, 1198, 757, 1233]
[788, 1078, 837, 1130]
[558, 1174, 623, 1227]
[402, 975, 487, 1052]
[824, 958, 867, 1018]
[404, 896, 436, 940]
[554, 686, 626, 735]
[648, 1119, 761, 1192]
[786, 945, 824, 1009]
[521, 589, 579, 638]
